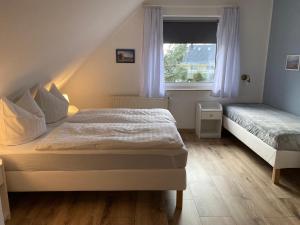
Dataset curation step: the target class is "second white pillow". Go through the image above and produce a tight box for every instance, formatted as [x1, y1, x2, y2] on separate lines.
[35, 85, 69, 124]
[16, 90, 45, 118]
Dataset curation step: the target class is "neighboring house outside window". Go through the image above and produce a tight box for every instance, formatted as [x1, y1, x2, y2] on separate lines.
[163, 20, 218, 90]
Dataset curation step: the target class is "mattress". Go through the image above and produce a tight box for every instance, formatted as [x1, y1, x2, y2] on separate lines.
[224, 104, 300, 151]
[0, 108, 187, 171]
[0, 125, 187, 172]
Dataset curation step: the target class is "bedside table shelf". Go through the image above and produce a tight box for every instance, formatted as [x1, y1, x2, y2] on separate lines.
[196, 102, 223, 139]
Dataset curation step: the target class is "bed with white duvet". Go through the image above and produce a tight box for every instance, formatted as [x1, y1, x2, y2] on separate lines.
[0, 108, 187, 209]
[0, 121, 187, 172]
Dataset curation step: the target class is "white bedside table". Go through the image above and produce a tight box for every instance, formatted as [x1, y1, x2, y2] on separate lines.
[196, 102, 223, 138]
[0, 160, 10, 223]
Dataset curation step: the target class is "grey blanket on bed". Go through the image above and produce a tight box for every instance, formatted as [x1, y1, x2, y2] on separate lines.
[224, 104, 300, 151]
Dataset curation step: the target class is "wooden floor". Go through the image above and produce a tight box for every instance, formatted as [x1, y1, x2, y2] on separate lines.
[6, 132, 300, 225]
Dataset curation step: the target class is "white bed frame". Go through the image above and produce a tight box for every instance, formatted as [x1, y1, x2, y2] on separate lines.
[6, 169, 186, 191]
[5, 169, 185, 208]
[4, 97, 185, 209]
[223, 116, 300, 184]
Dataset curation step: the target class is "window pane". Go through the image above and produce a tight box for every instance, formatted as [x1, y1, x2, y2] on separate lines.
[164, 43, 216, 83]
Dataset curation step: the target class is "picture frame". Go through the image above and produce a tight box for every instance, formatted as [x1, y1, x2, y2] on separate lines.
[285, 55, 300, 71]
[116, 49, 135, 63]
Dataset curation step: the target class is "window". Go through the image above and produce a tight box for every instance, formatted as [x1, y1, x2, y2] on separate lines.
[163, 20, 218, 90]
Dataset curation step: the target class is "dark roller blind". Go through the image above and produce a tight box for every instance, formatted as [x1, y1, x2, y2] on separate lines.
[163, 21, 218, 44]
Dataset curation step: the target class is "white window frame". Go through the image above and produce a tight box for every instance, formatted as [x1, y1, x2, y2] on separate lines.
[165, 82, 214, 91]
[163, 16, 219, 91]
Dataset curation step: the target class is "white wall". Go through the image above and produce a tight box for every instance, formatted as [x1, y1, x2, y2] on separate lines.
[62, 0, 273, 129]
[63, 7, 144, 108]
[0, 0, 143, 98]
[239, 0, 273, 102]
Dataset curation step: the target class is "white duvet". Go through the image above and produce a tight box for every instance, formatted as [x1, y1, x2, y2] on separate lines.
[36, 122, 184, 151]
[67, 108, 176, 124]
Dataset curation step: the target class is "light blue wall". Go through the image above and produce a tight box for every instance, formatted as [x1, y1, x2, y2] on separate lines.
[263, 0, 300, 116]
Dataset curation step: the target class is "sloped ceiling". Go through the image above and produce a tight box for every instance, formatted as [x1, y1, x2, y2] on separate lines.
[0, 0, 143, 97]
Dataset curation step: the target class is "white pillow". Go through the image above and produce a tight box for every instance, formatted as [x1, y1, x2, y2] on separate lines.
[49, 84, 67, 102]
[16, 90, 45, 118]
[35, 85, 69, 124]
[0, 95, 47, 146]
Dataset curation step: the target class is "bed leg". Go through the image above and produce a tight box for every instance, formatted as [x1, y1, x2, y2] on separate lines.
[272, 168, 281, 184]
[176, 190, 183, 209]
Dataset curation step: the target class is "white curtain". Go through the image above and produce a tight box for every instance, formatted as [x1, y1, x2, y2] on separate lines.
[141, 7, 165, 98]
[212, 7, 240, 98]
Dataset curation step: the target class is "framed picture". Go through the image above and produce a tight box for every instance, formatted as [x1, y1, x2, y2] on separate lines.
[285, 55, 300, 71]
[116, 49, 135, 63]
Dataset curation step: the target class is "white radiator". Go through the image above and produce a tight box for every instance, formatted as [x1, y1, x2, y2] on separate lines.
[112, 96, 169, 109]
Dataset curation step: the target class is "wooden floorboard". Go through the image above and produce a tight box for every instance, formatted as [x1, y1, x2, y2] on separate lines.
[6, 132, 300, 225]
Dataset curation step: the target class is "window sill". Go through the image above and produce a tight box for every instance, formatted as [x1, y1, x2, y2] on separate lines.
[165, 83, 214, 91]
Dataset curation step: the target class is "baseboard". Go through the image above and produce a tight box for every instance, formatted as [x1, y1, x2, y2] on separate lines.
[178, 129, 195, 134]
